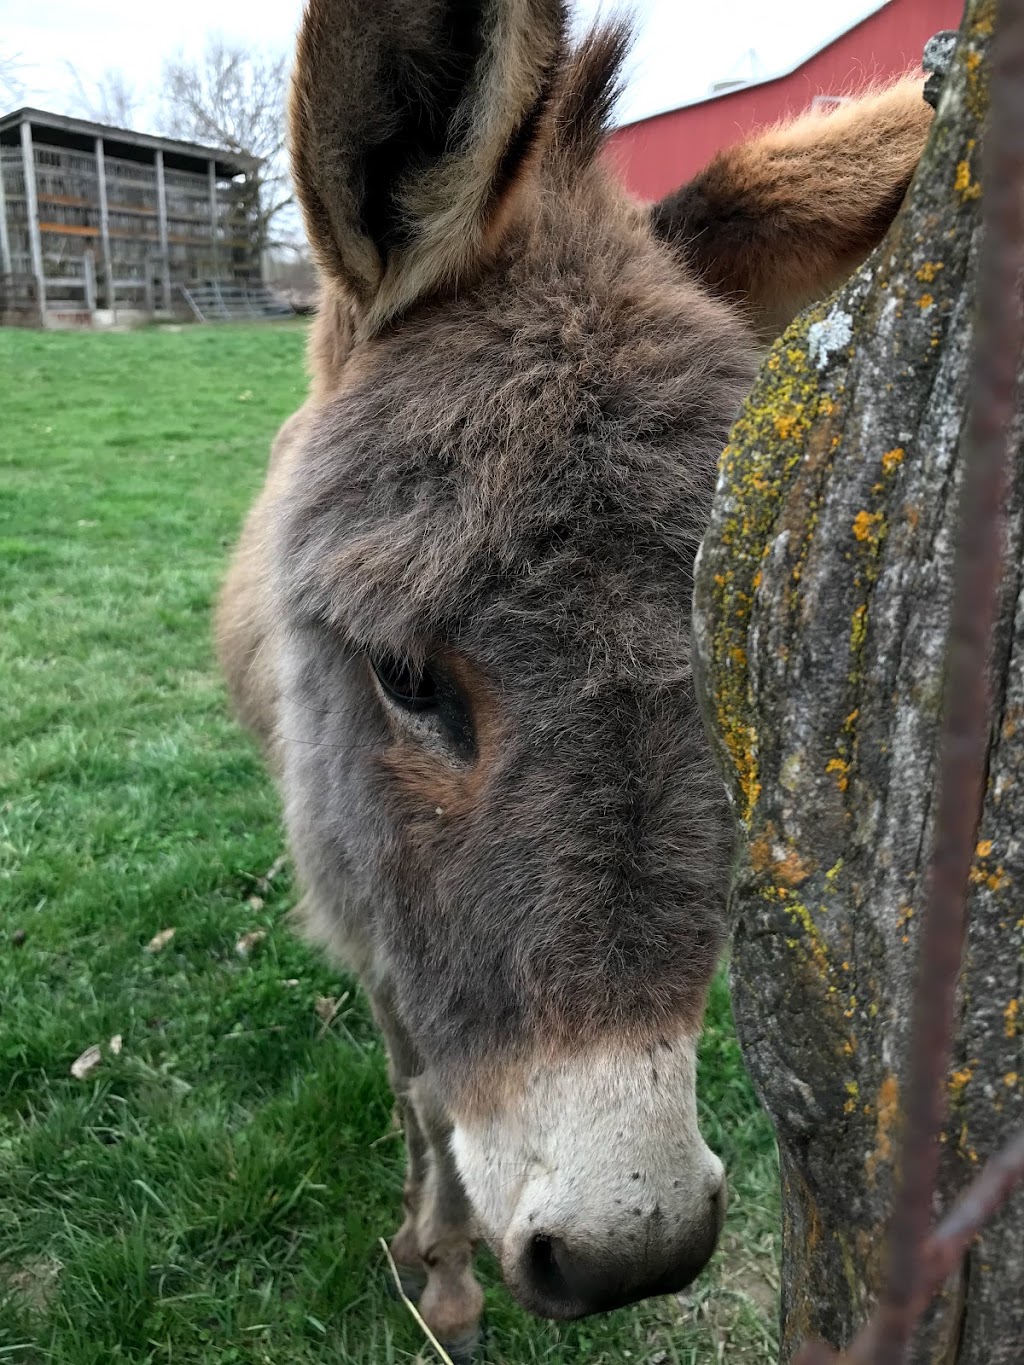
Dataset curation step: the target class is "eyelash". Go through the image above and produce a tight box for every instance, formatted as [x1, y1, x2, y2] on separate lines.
[368, 653, 477, 759]
[369, 655, 438, 713]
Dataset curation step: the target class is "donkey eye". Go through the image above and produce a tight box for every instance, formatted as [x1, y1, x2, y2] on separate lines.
[370, 655, 439, 712]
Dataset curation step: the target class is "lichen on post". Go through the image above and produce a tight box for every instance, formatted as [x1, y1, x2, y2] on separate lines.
[692, 2, 1024, 1359]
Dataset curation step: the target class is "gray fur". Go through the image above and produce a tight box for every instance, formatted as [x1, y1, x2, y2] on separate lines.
[215, 0, 934, 1339]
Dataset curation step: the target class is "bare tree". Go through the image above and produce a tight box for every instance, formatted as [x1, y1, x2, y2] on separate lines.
[1, 47, 26, 106]
[159, 37, 296, 256]
[65, 63, 141, 128]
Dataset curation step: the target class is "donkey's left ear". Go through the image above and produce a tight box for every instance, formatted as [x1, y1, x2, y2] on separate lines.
[290, 0, 565, 335]
[650, 79, 934, 341]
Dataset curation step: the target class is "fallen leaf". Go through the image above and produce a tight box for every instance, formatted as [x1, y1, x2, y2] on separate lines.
[235, 929, 267, 958]
[315, 995, 339, 1024]
[314, 991, 350, 1038]
[282, 978, 300, 988]
[1, 1256, 62, 1311]
[246, 894, 264, 911]
[257, 854, 287, 892]
[109, 1034, 123, 1055]
[145, 927, 175, 953]
[71, 1045, 102, 1080]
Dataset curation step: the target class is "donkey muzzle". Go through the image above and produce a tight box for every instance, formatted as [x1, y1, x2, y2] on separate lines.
[508, 1174, 727, 1319]
[450, 1032, 727, 1320]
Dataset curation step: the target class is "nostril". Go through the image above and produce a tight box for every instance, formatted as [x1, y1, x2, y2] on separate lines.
[523, 1233, 571, 1303]
[519, 1233, 611, 1318]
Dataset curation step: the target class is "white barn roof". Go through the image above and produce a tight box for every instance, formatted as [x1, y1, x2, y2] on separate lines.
[602, 0, 892, 128]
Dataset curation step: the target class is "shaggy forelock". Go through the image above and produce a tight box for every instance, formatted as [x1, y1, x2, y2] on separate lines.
[279, 184, 755, 695]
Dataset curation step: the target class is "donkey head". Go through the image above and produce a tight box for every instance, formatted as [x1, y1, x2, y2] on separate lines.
[272, 0, 930, 1321]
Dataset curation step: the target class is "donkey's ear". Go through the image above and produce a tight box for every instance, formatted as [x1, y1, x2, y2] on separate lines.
[290, 0, 564, 333]
[650, 80, 934, 341]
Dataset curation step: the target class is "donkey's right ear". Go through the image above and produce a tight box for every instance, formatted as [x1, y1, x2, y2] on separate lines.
[290, 0, 564, 334]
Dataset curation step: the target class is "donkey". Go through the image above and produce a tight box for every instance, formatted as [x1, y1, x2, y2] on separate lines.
[216, 1, 933, 1354]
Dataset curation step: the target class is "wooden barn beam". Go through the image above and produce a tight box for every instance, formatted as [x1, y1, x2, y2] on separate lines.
[94, 137, 115, 316]
[82, 249, 97, 315]
[0, 151, 11, 276]
[154, 149, 172, 313]
[208, 159, 219, 277]
[19, 119, 46, 319]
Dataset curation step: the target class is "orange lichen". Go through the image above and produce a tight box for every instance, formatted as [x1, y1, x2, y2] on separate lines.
[955, 159, 982, 201]
[918, 293, 935, 310]
[852, 509, 883, 542]
[826, 756, 850, 792]
[949, 1065, 976, 1098]
[897, 905, 914, 945]
[880, 447, 905, 476]
[749, 823, 811, 888]
[915, 262, 944, 284]
[1005, 999, 1020, 1039]
[969, 839, 1009, 891]
[773, 412, 799, 440]
[865, 1074, 900, 1186]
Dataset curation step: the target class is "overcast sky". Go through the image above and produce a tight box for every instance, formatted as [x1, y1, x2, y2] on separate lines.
[6, 0, 885, 127]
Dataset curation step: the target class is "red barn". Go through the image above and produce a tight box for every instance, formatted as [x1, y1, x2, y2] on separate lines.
[605, 0, 963, 202]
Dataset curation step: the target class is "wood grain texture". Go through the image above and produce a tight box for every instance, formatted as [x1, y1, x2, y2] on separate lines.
[692, 2, 1024, 1358]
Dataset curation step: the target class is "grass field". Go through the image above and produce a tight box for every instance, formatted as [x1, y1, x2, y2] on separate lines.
[0, 322, 779, 1364]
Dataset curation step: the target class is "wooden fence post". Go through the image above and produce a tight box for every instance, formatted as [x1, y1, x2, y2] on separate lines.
[692, 3, 1023, 1358]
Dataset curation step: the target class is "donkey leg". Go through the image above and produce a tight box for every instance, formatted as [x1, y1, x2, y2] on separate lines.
[408, 1077, 485, 1364]
[370, 993, 431, 1297]
[388, 1073, 430, 1301]
[370, 988, 482, 1355]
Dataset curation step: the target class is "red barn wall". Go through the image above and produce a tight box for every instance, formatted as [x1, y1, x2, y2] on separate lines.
[604, 0, 963, 202]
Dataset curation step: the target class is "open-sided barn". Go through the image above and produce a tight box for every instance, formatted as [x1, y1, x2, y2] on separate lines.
[0, 108, 271, 327]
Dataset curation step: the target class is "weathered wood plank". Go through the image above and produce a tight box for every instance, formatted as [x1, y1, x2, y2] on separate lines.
[154, 148, 172, 312]
[692, 2, 1023, 1359]
[19, 119, 46, 315]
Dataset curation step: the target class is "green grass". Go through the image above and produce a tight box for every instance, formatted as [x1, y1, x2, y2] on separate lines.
[0, 322, 779, 1364]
